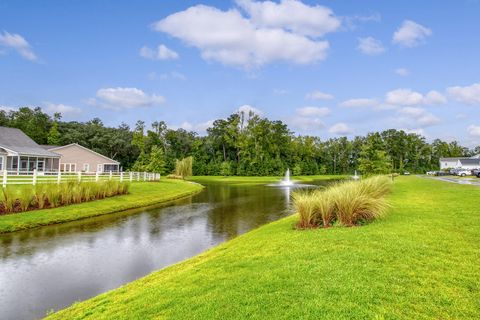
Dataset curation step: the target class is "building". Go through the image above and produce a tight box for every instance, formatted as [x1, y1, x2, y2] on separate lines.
[0, 126, 61, 172]
[439, 155, 480, 170]
[46, 143, 120, 173]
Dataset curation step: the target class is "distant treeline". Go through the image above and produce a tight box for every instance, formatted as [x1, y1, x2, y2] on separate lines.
[0, 107, 475, 175]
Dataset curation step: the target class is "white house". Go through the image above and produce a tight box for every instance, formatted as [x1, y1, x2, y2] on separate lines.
[439, 155, 480, 170]
[0, 126, 61, 172]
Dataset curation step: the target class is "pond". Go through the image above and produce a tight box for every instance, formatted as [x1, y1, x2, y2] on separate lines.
[0, 180, 329, 319]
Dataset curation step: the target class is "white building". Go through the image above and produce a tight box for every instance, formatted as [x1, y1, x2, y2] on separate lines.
[439, 155, 480, 170]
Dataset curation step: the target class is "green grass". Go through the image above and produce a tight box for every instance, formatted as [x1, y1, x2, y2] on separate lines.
[48, 176, 480, 319]
[0, 180, 203, 234]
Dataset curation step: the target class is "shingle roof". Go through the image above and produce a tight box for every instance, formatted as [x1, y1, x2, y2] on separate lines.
[0, 127, 60, 157]
[459, 159, 480, 165]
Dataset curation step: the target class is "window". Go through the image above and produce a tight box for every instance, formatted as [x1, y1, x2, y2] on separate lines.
[83, 163, 90, 172]
[0, 156, 3, 171]
[97, 164, 102, 172]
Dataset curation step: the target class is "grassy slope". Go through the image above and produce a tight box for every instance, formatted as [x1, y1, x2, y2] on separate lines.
[48, 177, 480, 319]
[0, 180, 203, 234]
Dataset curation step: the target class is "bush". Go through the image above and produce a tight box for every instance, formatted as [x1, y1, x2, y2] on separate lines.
[294, 176, 392, 228]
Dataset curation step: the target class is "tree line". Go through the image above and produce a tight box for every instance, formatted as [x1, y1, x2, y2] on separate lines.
[1, 107, 475, 175]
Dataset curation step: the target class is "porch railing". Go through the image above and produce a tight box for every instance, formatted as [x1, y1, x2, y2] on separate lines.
[0, 170, 161, 187]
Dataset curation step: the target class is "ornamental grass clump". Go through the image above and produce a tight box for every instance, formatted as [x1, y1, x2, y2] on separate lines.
[294, 176, 392, 229]
[0, 180, 130, 214]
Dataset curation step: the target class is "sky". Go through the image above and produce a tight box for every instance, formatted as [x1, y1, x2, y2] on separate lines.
[1, 0, 480, 146]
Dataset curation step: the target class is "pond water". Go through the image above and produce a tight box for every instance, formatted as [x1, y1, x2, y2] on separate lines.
[0, 180, 329, 320]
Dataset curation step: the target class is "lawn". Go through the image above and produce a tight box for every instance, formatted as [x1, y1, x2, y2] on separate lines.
[0, 180, 204, 234]
[47, 176, 480, 319]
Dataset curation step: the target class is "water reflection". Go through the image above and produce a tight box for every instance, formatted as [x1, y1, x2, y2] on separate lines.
[0, 180, 330, 320]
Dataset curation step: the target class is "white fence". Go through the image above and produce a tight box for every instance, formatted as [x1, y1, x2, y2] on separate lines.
[0, 170, 161, 187]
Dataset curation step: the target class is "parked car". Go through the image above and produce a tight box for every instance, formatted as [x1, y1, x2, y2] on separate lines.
[456, 169, 472, 177]
[403, 171, 410, 175]
[434, 171, 450, 176]
[472, 169, 480, 178]
[426, 171, 436, 175]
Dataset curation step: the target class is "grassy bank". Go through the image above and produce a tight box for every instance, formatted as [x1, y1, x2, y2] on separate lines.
[48, 176, 480, 319]
[190, 175, 343, 185]
[0, 180, 203, 234]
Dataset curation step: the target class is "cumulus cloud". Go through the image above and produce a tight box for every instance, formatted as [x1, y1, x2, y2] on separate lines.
[398, 107, 440, 127]
[89, 87, 165, 110]
[238, 104, 263, 115]
[140, 44, 179, 60]
[305, 90, 334, 100]
[392, 20, 432, 47]
[44, 102, 81, 115]
[447, 83, 480, 105]
[296, 106, 331, 117]
[385, 88, 446, 106]
[339, 98, 379, 108]
[403, 128, 425, 136]
[467, 125, 480, 137]
[236, 0, 341, 37]
[356, 37, 385, 55]
[152, 1, 338, 68]
[291, 117, 325, 131]
[0, 31, 37, 61]
[395, 68, 409, 76]
[329, 122, 353, 135]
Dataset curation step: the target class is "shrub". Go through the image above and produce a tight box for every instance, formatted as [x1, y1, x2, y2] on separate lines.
[293, 192, 318, 229]
[175, 156, 193, 178]
[294, 176, 392, 228]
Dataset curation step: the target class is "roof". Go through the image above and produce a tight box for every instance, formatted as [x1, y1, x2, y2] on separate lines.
[48, 143, 119, 164]
[439, 158, 463, 161]
[0, 126, 61, 157]
[459, 159, 480, 165]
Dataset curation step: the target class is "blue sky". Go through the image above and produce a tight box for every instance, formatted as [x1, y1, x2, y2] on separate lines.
[1, 0, 480, 146]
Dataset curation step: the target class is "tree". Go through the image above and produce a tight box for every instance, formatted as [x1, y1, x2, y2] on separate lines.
[357, 135, 392, 175]
[47, 113, 61, 145]
[146, 146, 165, 174]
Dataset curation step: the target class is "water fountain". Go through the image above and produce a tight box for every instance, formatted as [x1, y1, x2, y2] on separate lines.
[352, 170, 360, 180]
[280, 168, 294, 186]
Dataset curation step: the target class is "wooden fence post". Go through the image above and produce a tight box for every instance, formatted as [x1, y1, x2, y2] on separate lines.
[95, 171, 99, 182]
[2, 170, 7, 188]
[109, 171, 112, 180]
[32, 169, 37, 186]
[129, 172, 133, 182]
[78, 171, 82, 182]
[120, 172, 124, 182]
[143, 172, 147, 181]
[57, 171, 61, 184]
[137, 172, 140, 181]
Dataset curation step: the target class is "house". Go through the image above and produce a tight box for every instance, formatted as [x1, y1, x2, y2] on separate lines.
[46, 143, 120, 173]
[439, 155, 480, 170]
[0, 126, 61, 172]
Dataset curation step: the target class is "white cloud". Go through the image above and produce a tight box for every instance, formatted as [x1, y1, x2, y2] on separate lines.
[0, 105, 15, 112]
[44, 102, 81, 115]
[447, 83, 480, 105]
[0, 31, 37, 61]
[395, 68, 409, 76]
[296, 106, 330, 117]
[153, 3, 334, 68]
[385, 89, 424, 106]
[329, 122, 353, 135]
[385, 88, 446, 106]
[424, 90, 447, 105]
[273, 88, 288, 95]
[140, 44, 179, 60]
[238, 104, 263, 115]
[392, 20, 432, 47]
[339, 98, 379, 108]
[305, 90, 334, 100]
[357, 37, 385, 55]
[398, 107, 440, 127]
[236, 0, 341, 37]
[403, 128, 425, 136]
[291, 117, 325, 131]
[90, 87, 165, 110]
[175, 119, 215, 133]
[467, 125, 480, 137]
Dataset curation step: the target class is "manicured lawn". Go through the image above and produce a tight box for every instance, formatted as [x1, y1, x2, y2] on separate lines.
[48, 176, 480, 319]
[0, 180, 203, 234]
